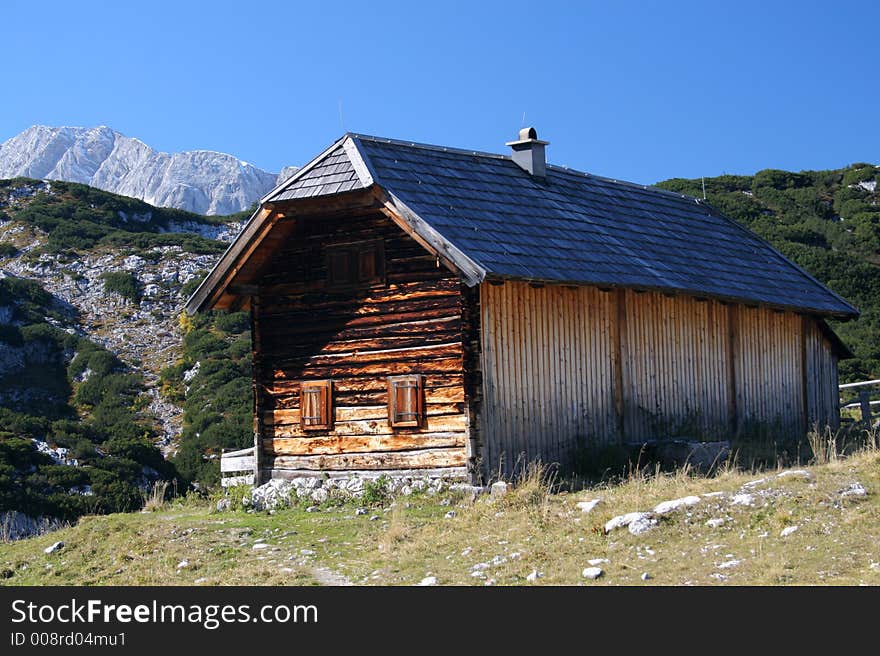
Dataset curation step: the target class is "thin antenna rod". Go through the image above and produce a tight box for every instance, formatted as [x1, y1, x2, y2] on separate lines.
[701, 176, 707, 200]
[521, 111, 526, 128]
[338, 98, 345, 132]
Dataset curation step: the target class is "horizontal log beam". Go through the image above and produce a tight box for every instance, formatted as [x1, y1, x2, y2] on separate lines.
[264, 433, 466, 456]
[268, 357, 463, 380]
[267, 403, 464, 426]
[269, 447, 467, 471]
[266, 414, 468, 438]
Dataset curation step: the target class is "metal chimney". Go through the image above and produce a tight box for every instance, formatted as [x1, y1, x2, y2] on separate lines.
[506, 127, 549, 178]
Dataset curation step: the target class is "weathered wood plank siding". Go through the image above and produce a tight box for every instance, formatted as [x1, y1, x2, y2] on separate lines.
[620, 290, 731, 441]
[805, 321, 840, 429]
[252, 211, 468, 480]
[480, 283, 834, 477]
[479, 282, 616, 477]
[733, 306, 805, 437]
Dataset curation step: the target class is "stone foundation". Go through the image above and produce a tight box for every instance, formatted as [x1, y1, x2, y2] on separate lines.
[236, 472, 466, 511]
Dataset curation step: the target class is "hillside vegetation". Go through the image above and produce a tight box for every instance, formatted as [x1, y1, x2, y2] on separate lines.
[0, 177, 242, 256]
[0, 275, 177, 521]
[0, 179, 252, 522]
[1, 447, 877, 585]
[161, 307, 253, 488]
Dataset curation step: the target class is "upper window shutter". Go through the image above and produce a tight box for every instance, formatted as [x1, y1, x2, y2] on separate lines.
[326, 240, 384, 289]
[387, 375, 424, 428]
[301, 380, 332, 430]
[359, 248, 377, 282]
[328, 249, 352, 287]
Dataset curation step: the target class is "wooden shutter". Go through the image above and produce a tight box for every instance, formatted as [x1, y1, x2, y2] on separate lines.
[327, 249, 352, 287]
[300, 380, 332, 430]
[387, 375, 424, 428]
[326, 240, 385, 288]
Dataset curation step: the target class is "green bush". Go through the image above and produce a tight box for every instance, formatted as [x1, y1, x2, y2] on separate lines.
[169, 311, 253, 489]
[842, 165, 877, 187]
[100, 271, 141, 303]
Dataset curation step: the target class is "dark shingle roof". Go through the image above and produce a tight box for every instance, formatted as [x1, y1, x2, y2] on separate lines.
[269, 144, 364, 201]
[259, 133, 857, 318]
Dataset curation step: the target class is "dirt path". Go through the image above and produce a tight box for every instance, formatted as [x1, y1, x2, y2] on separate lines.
[310, 566, 353, 586]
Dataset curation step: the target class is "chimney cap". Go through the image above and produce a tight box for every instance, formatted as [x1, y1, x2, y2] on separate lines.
[506, 126, 549, 147]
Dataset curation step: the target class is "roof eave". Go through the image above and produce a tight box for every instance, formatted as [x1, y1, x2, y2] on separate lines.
[480, 273, 859, 320]
[184, 203, 270, 314]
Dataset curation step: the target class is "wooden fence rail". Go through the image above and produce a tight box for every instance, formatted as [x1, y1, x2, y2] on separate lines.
[220, 446, 256, 488]
[839, 379, 880, 427]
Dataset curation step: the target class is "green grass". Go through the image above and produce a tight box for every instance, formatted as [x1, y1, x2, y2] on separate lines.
[2, 448, 878, 586]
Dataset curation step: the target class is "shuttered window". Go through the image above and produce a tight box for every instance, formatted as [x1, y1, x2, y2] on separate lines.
[300, 380, 332, 430]
[327, 240, 385, 288]
[387, 375, 424, 428]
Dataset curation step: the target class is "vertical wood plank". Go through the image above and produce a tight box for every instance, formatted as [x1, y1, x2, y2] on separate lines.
[726, 303, 738, 437]
[612, 288, 625, 442]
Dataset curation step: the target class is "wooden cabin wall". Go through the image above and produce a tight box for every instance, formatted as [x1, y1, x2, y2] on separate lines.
[253, 211, 468, 481]
[479, 282, 617, 477]
[620, 290, 731, 441]
[733, 306, 805, 437]
[805, 321, 840, 430]
[479, 282, 836, 477]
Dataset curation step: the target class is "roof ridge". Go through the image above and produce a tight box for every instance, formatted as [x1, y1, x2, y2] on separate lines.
[348, 132, 513, 162]
[349, 132, 700, 205]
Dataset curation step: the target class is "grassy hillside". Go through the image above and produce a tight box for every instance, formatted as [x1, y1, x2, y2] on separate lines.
[656, 163, 880, 382]
[0, 177, 243, 256]
[1, 447, 877, 585]
[0, 275, 179, 520]
[0, 178, 251, 499]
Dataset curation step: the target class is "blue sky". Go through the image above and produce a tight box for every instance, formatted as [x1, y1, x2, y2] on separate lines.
[2, 1, 877, 184]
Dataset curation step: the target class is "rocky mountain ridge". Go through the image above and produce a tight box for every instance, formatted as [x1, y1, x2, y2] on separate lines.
[0, 126, 296, 215]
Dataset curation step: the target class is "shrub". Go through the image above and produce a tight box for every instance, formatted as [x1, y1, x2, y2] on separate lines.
[100, 271, 141, 303]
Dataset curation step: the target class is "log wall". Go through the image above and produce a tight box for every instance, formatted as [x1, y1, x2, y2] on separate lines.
[252, 211, 468, 481]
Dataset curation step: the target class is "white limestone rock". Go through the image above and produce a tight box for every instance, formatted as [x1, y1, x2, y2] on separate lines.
[840, 483, 867, 498]
[490, 481, 509, 497]
[582, 567, 603, 580]
[575, 498, 603, 513]
[730, 493, 756, 506]
[653, 495, 701, 515]
[604, 511, 653, 533]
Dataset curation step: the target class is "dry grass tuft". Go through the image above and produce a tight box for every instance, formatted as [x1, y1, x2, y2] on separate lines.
[142, 481, 170, 512]
[379, 505, 410, 554]
[807, 425, 839, 465]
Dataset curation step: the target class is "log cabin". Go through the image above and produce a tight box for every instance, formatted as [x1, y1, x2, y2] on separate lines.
[187, 128, 858, 485]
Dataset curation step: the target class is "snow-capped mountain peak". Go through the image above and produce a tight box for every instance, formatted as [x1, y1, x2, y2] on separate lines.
[0, 125, 293, 215]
